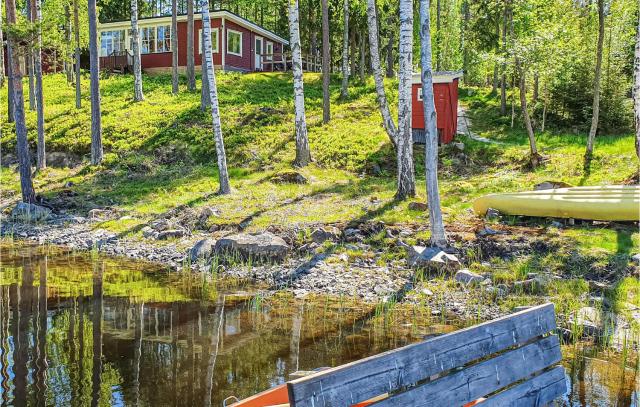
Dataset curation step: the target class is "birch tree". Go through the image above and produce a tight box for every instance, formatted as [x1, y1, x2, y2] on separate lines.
[131, 0, 144, 101]
[73, 0, 81, 108]
[26, 0, 35, 112]
[32, 0, 46, 170]
[171, 0, 179, 94]
[585, 0, 605, 160]
[516, 59, 539, 167]
[5, 0, 36, 203]
[321, 0, 330, 123]
[0, 0, 4, 89]
[289, 0, 311, 167]
[419, 0, 447, 247]
[366, 0, 396, 147]
[88, 0, 103, 165]
[200, 0, 231, 194]
[187, 0, 196, 91]
[64, 4, 73, 84]
[340, 0, 349, 99]
[201, 33, 211, 111]
[396, 0, 416, 199]
[634, 12, 640, 160]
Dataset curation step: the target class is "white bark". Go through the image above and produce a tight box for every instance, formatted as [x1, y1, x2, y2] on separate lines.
[340, 0, 349, 99]
[321, 0, 330, 123]
[131, 0, 144, 101]
[73, 0, 81, 108]
[5, 0, 36, 202]
[26, 0, 35, 112]
[187, 0, 196, 91]
[396, 0, 416, 200]
[171, 0, 179, 94]
[203, 299, 224, 407]
[200, 0, 231, 194]
[88, 0, 103, 165]
[359, 32, 365, 81]
[289, 0, 311, 167]
[33, 0, 45, 169]
[586, 0, 604, 159]
[419, 0, 447, 247]
[0, 0, 4, 88]
[365, 0, 396, 146]
[634, 12, 640, 160]
[516, 59, 539, 167]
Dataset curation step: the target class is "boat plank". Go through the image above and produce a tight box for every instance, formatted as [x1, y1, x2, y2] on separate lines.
[480, 366, 567, 407]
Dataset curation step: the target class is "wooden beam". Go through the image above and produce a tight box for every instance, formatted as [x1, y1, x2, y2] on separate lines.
[287, 303, 557, 407]
[480, 366, 567, 407]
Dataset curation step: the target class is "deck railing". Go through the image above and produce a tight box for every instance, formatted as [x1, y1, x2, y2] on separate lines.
[101, 50, 133, 73]
[258, 52, 322, 73]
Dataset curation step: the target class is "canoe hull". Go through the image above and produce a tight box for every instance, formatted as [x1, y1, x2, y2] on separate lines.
[473, 185, 640, 221]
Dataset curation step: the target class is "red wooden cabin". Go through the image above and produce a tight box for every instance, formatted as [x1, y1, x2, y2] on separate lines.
[97, 10, 288, 74]
[412, 71, 463, 145]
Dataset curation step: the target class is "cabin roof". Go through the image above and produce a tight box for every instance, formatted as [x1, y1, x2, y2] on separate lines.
[412, 70, 464, 84]
[98, 9, 289, 46]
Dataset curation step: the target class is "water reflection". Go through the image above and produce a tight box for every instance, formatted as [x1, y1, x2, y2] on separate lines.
[0, 242, 637, 406]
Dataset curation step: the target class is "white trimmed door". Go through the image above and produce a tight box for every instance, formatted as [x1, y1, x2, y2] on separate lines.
[255, 36, 263, 70]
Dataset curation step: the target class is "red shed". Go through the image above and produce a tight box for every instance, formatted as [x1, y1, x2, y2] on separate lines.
[412, 70, 463, 145]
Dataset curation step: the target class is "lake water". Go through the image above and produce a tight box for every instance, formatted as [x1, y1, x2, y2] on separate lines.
[0, 242, 637, 406]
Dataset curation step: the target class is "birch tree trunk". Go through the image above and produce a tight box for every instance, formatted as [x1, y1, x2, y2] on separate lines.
[7, 49, 14, 122]
[396, 0, 416, 200]
[64, 4, 73, 84]
[187, 0, 196, 91]
[435, 0, 441, 71]
[200, 0, 231, 194]
[321, 0, 330, 123]
[359, 32, 365, 81]
[385, 29, 394, 78]
[366, 0, 396, 146]
[289, 0, 312, 167]
[634, 12, 640, 160]
[516, 59, 539, 167]
[73, 0, 81, 108]
[171, 0, 179, 94]
[585, 0, 604, 160]
[88, 0, 103, 165]
[340, 0, 349, 99]
[26, 0, 35, 112]
[500, 0, 509, 115]
[32, 0, 46, 170]
[5, 0, 36, 203]
[131, 0, 145, 101]
[419, 0, 447, 247]
[201, 33, 211, 111]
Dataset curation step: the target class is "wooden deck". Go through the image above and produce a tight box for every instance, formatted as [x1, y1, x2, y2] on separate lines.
[257, 52, 322, 73]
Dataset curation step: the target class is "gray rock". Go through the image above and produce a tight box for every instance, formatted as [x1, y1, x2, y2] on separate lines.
[406, 246, 460, 270]
[1, 153, 17, 167]
[550, 221, 563, 228]
[485, 208, 501, 220]
[46, 151, 78, 168]
[157, 229, 185, 240]
[269, 171, 308, 184]
[310, 227, 340, 244]
[631, 253, 640, 265]
[534, 181, 572, 191]
[150, 218, 171, 232]
[408, 201, 428, 211]
[11, 202, 52, 222]
[215, 232, 289, 262]
[453, 142, 465, 151]
[189, 238, 216, 262]
[477, 226, 505, 237]
[570, 306, 605, 338]
[88, 208, 112, 220]
[141, 226, 157, 239]
[197, 206, 220, 227]
[454, 269, 484, 285]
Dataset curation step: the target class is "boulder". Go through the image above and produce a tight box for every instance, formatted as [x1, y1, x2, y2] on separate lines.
[310, 226, 341, 244]
[534, 180, 573, 191]
[189, 238, 216, 262]
[141, 226, 158, 239]
[408, 201, 428, 211]
[11, 202, 52, 222]
[215, 232, 289, 262]
[269, 170, 308, 184]
[631, 253, 640, 266]
[88, 208, 113, 220]
[406, 245, 460, 270]
[198, 206, 220, 227]
[46, 151, 78, 168]
[149, 218, 171, 232]
[156, 229, 185, 240]
[1, 153, 18, 167]
[485, 208, 501, 220]
[570, 306, 606, 338]
[454, 269, 484, 285]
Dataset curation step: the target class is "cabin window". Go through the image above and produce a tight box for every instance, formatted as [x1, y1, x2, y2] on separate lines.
[265, 41, 274, 61]
[139, 25, 171, 54]
[417, 88, 423, 101]
[227, 29, 242, 56]
[198, 28, 219, 54]
[100, 30, 125, 56]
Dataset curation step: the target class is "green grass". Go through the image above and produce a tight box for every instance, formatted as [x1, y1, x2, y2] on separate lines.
[1, 73, 637, 249]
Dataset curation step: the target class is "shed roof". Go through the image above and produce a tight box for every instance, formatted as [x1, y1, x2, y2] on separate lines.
[412, 70, 463, 84]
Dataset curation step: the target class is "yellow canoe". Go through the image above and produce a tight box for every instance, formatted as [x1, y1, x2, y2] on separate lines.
[473, 185, 640, 221]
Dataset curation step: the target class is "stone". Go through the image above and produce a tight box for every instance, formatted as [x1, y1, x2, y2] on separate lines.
[150, 218, 171, 232]
[477, 226, 506, 237]
[310, 227, 341, 244]
[269, 170, 308, 184]
[0, 153, 17, 167]
[631, 254, 640, 265]
[534, 180, 573, 191]
[197, 206, 220, 227]
[189, 238, 216, 262]
[550, 221, 563, 228]
[46, 151, 77, 168]
[512, 279, 540, 293]
[156, 229, 185, 240]
[88, 208, 112, 220]
[141, 226, 157, 239]
[485, 208, 501, 220]
[408, 201, 428, 211]
[570, 306, 605, 338]
[453, 142, 465, 151]
[214, 232, 289, 262]
[406, 246, 460, 270]
[485, 286, 506, 297]
[454, 269, 484, 285]
[11, 202, 52, 222]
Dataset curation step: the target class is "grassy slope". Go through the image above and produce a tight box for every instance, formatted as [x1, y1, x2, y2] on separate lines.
[0, 72, 637, 253]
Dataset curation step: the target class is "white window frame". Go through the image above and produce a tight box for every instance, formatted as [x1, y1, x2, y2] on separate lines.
[100, 30, 125, 57]
[265, 41, 273, 61]
[138, 25, 172, 54]
[198, 28, 219, 54]
[226, 29, 243, 57]
[417, 88, 423, 101]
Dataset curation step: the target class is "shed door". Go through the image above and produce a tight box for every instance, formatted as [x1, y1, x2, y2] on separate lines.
[255, 36, 263, 70]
